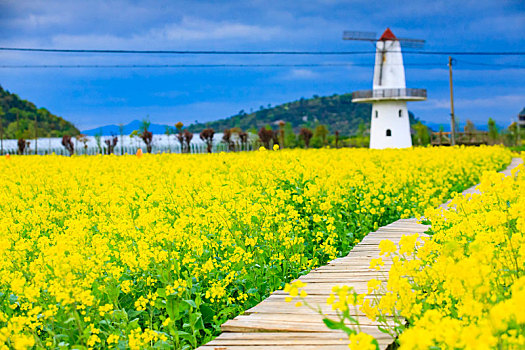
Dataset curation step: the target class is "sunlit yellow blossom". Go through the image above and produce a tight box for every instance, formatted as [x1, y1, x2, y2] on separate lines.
[367, 279, 381, 294]
[0, 147, 511, 349]
[348, 332, 376, 350]
[378, 239, 397, 256]
[369, 258, 384, 271]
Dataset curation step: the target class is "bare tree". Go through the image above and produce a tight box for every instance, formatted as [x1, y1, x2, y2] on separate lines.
[200, 128, 215, 153]
[104, 136, 118, 154]
[258, 127, 274, 149]
[222, 129, 236, 151]
[61, 135, 74, 156]
[17, 138, 29, 155]
[183, 130, 193, 153]
[239, 131, 248, 150]
[299, 128, 313, 148]
[140, 129, 153, 153]
[139, 119, 153, 153]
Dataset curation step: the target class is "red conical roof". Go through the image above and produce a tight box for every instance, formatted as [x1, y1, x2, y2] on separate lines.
[379, 28, 397, 41]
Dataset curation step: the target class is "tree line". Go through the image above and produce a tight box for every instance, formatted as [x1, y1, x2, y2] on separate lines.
[8, 115, 524, 156]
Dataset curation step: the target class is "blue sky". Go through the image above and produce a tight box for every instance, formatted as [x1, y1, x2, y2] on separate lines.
[0, 0, 524, 131]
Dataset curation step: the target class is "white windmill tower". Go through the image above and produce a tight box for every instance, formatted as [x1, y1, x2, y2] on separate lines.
[345, 28, 427, 149]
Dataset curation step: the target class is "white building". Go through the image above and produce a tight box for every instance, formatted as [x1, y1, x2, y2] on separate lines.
[352, 28, 426, 149]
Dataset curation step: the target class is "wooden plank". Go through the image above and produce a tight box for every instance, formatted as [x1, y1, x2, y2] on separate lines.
[205, 339, 394, 347]
[299, 276, 387, 282]
[212, 332, 393, 341]
[272, 288, 371, 295]
[222, 318, 395, 333]
[205, 335, 393, 346]
[207, 339, 350, 345]
[303, 271, 386, 276]
[223, 314, 395, 328]
[263, 295, 376, 303]
[244, 303, 387, 316]
[212, 332, 350, 340]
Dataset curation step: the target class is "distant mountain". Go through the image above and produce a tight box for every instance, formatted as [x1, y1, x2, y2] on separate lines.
[0, 85, 79, 138]
[82, 120, 172, 136]
[187, 93, 374, 135]
[83, 93, 428, 137]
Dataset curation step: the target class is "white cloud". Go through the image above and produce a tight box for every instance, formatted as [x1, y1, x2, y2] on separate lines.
[283, 69, 320, 80]
[152, 90, 189, 99]
[455, 94, 525, 109]
[39, 16, 282, 50]
[25, 13, 67, 27]
[157, 17, 282, 41]
[467, 13, 525, 40]
[419, 98, 450, 109]
[415, 94, 525, 111]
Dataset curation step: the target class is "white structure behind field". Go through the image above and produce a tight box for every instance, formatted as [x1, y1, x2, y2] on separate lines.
[352, 28, 426, 149]
[0, 132, 257, 155]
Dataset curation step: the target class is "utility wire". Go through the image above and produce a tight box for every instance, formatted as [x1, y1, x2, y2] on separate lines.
[1, 62, 523, 69]
[455, 59, 525, 69]
[0, 63, 449, 69]
[0, 48, 372, 55]
[1, 47, 525, 56]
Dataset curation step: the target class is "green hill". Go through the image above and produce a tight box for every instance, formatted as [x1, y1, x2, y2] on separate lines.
[188, 93, 418, 135]
[0, 85, 80, 139]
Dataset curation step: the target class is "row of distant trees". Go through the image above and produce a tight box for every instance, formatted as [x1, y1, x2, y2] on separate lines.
[49, 120, 342, 155]
[9, 117, 524, 155]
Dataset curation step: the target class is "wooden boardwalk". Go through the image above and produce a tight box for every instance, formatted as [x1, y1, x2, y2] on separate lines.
[198, 158, 522, 350]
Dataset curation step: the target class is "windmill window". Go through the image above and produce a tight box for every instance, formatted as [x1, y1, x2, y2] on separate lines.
[375, 110, 378, 118]
[399, 109, 402, 117]
[386, 129, 392, 137]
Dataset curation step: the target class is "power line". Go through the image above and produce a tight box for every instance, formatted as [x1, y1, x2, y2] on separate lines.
[0, 48, 373, 55]
[1, 62, 523, 69]
[0, 63, 448, 69]
[1, 47, 525, 56]
[455, 59, 525, 69]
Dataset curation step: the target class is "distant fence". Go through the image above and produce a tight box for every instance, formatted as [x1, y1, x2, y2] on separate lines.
[431, 131, 489, 146]
[0, 141, 258, 156]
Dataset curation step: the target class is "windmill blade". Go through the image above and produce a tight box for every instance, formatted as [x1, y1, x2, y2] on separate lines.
[398, 38, 426, 49]
[343, 31, 377, 41]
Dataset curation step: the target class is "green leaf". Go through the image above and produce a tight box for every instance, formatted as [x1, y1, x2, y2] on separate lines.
[339, 324, 356, 336]
[166, 298, 180, 320]
[183, 299, 197, 308]
[63, 317, 76, 324]
[322, 318, 342, 330]
[200, 304, 214, 323]
[127, 309, 143, 319]
[194, 314, 205, 330]
[378, 325, 391, 334]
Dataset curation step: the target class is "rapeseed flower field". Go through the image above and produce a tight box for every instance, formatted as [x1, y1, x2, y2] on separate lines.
[0, 146, 511, 349]
[289, 154, 524, 349]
